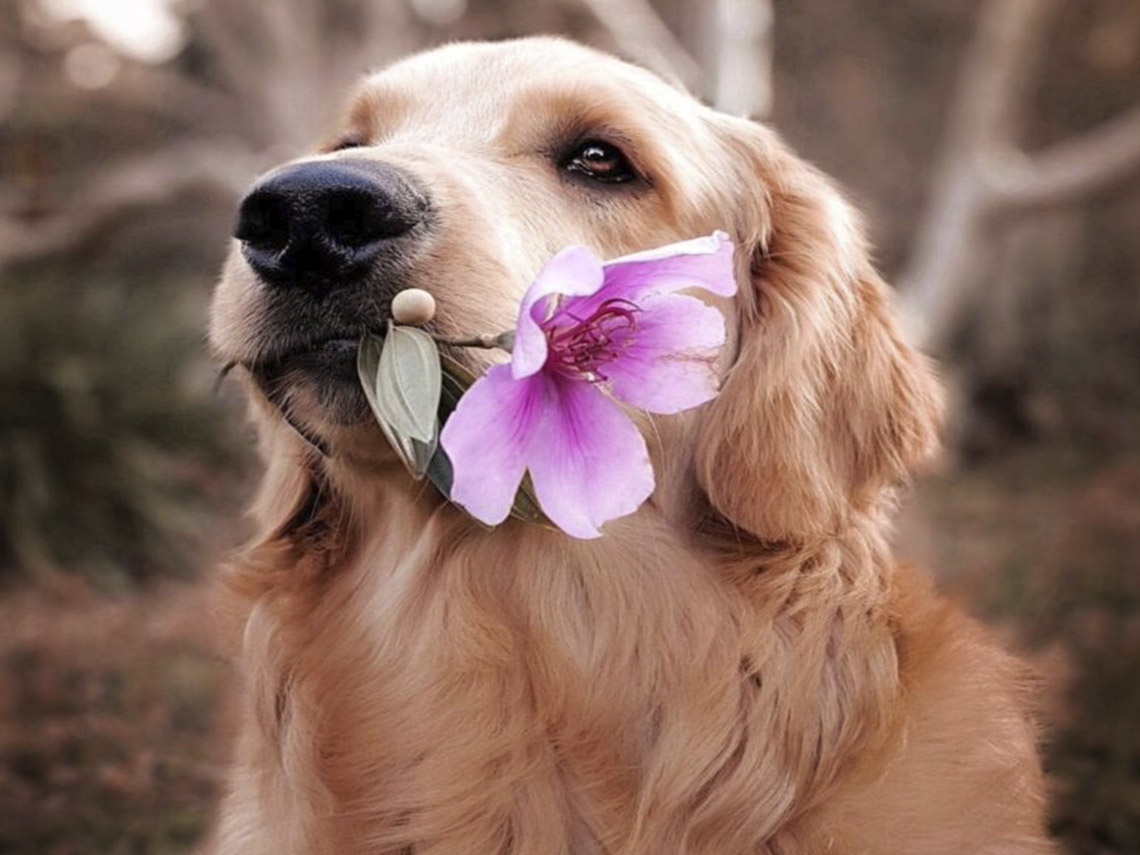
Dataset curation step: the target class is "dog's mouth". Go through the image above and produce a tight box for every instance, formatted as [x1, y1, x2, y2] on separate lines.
[229, 311, 475, 452]
[238, 333, 375, 442]
[251, 335, 362, 384]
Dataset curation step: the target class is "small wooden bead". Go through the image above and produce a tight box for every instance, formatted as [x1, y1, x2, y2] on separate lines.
[391, 288, 436, 326]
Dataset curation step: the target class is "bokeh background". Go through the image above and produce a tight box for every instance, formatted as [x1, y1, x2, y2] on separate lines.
[1, 0, 1138, 852]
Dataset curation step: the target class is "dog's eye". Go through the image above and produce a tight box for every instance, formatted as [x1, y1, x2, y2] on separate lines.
[561, 140, 636, 184]
[327, 133, 368, 152]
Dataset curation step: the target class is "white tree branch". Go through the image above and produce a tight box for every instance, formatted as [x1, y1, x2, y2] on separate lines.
[258, 0, 331, 142]
[577, 0, 701, 88]
[0, 142, 263, 268]
[710, 0, 773, 118]
[897, 0, 1140, 352]
[191, 3, 270, 112]
[949, 0, 1052, 150]
[981, 102, 1140, 211]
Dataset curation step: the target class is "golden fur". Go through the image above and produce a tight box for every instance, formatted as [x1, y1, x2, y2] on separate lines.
[206, 38, 1053, 854]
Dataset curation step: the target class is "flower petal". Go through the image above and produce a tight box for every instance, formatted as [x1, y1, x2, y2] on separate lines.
[512, 246, 606, 380]
[612, 230, 733, 266]
[526, 374, 654, 538]
[603, 293, 728, 414]
[605, 229, 737, 296]
[439, 364, 539, 526]
[557, 231, 737, 325]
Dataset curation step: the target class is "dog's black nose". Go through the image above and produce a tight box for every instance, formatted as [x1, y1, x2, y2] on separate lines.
[234, 160, 426, 290]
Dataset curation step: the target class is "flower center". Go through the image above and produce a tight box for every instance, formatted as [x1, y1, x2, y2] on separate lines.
[545, 298, 639, 382]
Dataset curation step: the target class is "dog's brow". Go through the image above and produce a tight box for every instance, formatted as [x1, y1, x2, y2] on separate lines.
[344, 83, 414, 140]
[500, 85, 654, 154]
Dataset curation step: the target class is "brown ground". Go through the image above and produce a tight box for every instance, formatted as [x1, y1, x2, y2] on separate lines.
[0, 580, 231, 855]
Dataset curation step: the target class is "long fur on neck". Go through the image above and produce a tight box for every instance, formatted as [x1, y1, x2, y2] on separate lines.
[212, 421, 902, 855]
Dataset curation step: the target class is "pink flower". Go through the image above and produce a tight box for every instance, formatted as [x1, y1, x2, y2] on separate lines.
[439, 232, 737, 538]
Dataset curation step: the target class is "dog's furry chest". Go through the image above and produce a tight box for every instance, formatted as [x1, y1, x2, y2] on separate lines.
[231, 518, 898, 855]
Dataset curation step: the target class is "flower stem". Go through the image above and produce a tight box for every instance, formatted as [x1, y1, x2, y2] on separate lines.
[430, 330, 515, 352]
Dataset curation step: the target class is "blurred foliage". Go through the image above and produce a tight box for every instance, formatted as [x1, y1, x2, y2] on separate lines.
[0, 258, 249, 587]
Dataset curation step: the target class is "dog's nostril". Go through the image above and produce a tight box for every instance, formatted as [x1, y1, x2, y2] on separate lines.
[322, 188, 414, 248]
[235, 191, 290, 250]
[234, 160, 427, 291]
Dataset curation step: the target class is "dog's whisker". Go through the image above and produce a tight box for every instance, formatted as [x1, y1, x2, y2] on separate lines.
[254, 367, 332, 457]
[214, 360, 238, 394]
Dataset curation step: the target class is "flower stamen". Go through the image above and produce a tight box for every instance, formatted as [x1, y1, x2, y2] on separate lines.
[545, 298, 639, 381]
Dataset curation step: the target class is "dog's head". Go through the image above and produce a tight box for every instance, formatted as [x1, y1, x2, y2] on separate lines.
[210, 37, 941, 543]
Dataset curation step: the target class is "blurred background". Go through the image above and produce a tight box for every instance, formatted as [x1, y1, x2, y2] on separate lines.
[0, 0, 1137, 852]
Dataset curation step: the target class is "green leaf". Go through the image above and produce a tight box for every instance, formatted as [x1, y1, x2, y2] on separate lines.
[511, 475, 551, 527]
[407, 436, 437, 479]
[357, 332, 436, 479]
[421, 356, 472, 498]
[361, 339, 553, 529]
[377, 324, 442, 443]
[438, 353, 477, 414]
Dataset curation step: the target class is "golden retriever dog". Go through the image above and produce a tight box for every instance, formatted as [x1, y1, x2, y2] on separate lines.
[207, 38, 1053, 855]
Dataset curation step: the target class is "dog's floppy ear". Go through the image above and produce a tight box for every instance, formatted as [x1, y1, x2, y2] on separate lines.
[694, 116, 943, 540]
